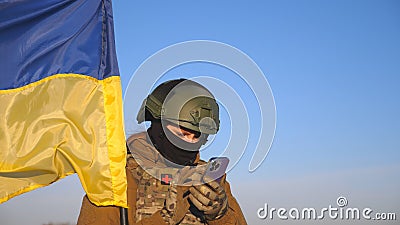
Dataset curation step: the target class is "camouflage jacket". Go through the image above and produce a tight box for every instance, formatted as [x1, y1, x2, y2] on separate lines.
[77, 132, 247, 225]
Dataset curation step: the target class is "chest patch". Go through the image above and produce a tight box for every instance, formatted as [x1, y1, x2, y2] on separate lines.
[161, 174, 173, 185]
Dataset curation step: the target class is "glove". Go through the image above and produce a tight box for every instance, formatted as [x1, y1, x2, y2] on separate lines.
[160, 184, 188, 224]
[160, 166, 203, 224]
[188, 175, 228, 221]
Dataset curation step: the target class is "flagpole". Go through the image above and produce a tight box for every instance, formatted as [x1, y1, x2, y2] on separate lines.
[120, 207, 129, 225]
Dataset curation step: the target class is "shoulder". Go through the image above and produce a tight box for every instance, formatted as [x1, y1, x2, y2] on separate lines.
[127, 132, 148, 147]
[126, 132, 161, 165]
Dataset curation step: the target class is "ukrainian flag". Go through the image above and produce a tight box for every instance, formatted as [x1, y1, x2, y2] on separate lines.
[0, 0, 127, 207]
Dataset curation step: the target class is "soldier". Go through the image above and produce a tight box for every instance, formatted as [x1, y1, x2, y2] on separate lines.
[77, 79, 247, 225]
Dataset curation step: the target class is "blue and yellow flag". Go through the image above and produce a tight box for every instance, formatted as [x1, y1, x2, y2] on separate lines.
[0, 0, 127, 207]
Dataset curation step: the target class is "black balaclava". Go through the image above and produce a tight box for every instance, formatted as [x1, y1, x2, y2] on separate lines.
[147, 120, 206, 166]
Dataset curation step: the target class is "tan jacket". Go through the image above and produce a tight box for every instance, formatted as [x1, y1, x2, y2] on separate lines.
[77, 133, 247, 225]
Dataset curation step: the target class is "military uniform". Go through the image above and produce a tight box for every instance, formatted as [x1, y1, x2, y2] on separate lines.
[77, 132, 247, 225]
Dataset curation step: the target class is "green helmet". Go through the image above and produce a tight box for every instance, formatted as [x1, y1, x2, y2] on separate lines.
[137, 79, 220, 134]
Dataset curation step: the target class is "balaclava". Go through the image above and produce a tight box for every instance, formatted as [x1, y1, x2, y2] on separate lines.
[147, 120, 206, 166]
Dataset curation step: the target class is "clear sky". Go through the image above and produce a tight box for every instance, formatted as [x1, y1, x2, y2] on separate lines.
[1, 0, 399, 224]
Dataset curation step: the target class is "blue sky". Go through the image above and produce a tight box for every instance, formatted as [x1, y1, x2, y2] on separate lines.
[1, 1, 399, 224]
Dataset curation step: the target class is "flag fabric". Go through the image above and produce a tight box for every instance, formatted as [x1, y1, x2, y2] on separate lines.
[0, 0, 127, 207]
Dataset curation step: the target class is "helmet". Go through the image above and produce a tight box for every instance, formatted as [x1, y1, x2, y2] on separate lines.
[137, 79, 220, 134]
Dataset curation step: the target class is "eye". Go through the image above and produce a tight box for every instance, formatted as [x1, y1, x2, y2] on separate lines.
[168, 127, 182, 137]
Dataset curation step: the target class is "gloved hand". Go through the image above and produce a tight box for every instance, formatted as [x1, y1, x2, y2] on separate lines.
[160, 166, 203, 224]
[161, 183, 188, 224]
[188, 175, 228, 221]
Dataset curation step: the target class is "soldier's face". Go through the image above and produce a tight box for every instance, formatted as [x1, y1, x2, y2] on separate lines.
[165, 123, 201, 143]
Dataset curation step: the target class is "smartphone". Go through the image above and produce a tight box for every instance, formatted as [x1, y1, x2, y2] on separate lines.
[203, 157, 229, 183]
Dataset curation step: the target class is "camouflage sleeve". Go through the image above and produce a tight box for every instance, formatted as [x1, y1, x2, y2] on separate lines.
[207, 181, 248, 225]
